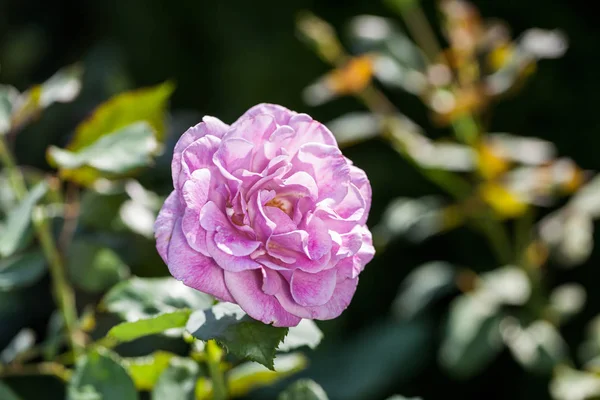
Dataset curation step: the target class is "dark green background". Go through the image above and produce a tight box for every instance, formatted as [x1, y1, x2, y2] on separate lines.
[1, 0, 599, 399]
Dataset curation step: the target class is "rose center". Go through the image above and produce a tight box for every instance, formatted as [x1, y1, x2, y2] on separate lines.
[265, 196, 293, 216]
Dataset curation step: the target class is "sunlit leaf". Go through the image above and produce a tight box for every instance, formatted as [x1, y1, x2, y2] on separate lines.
[151, 357, 198, 400]
[70, 81, 174, 151]
[279, 319, 323, 352]
[549, 284, 587, 324]
[8, 64, 83, 134]
[278, 379, 329, 400]
[122, 351, 175, 391]
[519, 28, 568, 60]
[439, 292, 504, 378]
[550, 366, 600, 400]
[48, 122, 158, 186]
[539, 210, 594, 267]
[501, 318, 567, 375]
[38, 64, 83, 108]
[68, 348, 138, 400]
[0, 180, 48, 257]
[101, 276, 214, 322]
[67, 240, 129, 293]
[0, 328, 35, 363]
[393, 261, 456, 319]
[479, 266, 531, 306]
[0, 251, 46, 291]
[186, 302, 288, 370]
[373, 196, 449, 246]
[326, 112, 381, 147]
[228, 353, 308, 397]
[107, 310, 192, 343]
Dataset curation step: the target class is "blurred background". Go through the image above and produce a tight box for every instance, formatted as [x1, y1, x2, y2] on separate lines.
[2, 0, 600, 399]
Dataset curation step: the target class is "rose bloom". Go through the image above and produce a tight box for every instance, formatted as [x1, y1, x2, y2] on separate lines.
[154, 104, 374, 327]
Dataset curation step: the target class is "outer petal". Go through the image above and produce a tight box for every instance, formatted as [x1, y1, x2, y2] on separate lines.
[291, 268, 337, 307]
[224, 269, 301, 327]
[349, 164, 372, 224]
[233, 103, 296, 126]
[172, 117, 227, 189]
[167, 219, 234, 302]
[287, 114, 337, 148]
[154, 191, 181, 264]
[275, 276, 358, 320]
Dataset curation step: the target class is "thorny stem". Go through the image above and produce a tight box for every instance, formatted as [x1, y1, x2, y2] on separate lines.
[0, 137, 83, 358]
[206, 340, 228, 400]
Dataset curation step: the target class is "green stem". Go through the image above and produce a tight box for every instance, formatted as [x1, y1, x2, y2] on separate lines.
[206, 340, 228, 400]
[0, 137, 83, 357]
[0, 362, 71, 382]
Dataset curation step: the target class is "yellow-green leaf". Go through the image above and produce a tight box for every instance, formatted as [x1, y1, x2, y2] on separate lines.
[122, 351, 176, 391]
[68, 81, 174, 152]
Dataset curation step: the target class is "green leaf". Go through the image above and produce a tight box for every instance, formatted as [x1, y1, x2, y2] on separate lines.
[439, 292, 504, 379]
[0, 180, 48, 257]
[393, 261, 456, 319]
[70, 81, 174, 151]
[386, 396, 422, 400]
[122, 351, 175, 391]
[108, 310, 192, 342]
[186, 303, 288, 370]
[229, 353, 308, 398]
[0, 381, 21, 400]
[68, 348, 138, 400]
[67, 240, 129, 293]
[101, 276, 214, 322]
[0, 250, 46, 291]
[48, 122, 158, 185]
[278, 379, 329, 400]
[279, 319, 323, 352]
[151, 357, 199, 400]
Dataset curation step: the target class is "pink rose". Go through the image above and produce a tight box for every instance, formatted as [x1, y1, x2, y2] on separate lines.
[154, 104, 374, 327]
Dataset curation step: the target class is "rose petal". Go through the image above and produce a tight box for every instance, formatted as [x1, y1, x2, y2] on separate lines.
[233, 103, 296, 126]
[349, 164, 372, 224]
[293, 143, 350, 203]
[224, 269, 301, 327]
[176, 135, 221, 190]
[261, 267, 282, 295]
[182, 168, 211, 210]
[172, 117, 228, 187]
[223, 114, 277, 144]
[154, 191, 180, 263]
[182, 207, 209, 256]
[213, 137, 254, 174]
[276, 276, 358, 320]
[287, 115, 337, 147]
[205, 231, 262, 272]
[166, 219, 234, 302]
[303, 215, 332, 261]
[291, 268, 337, 306]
